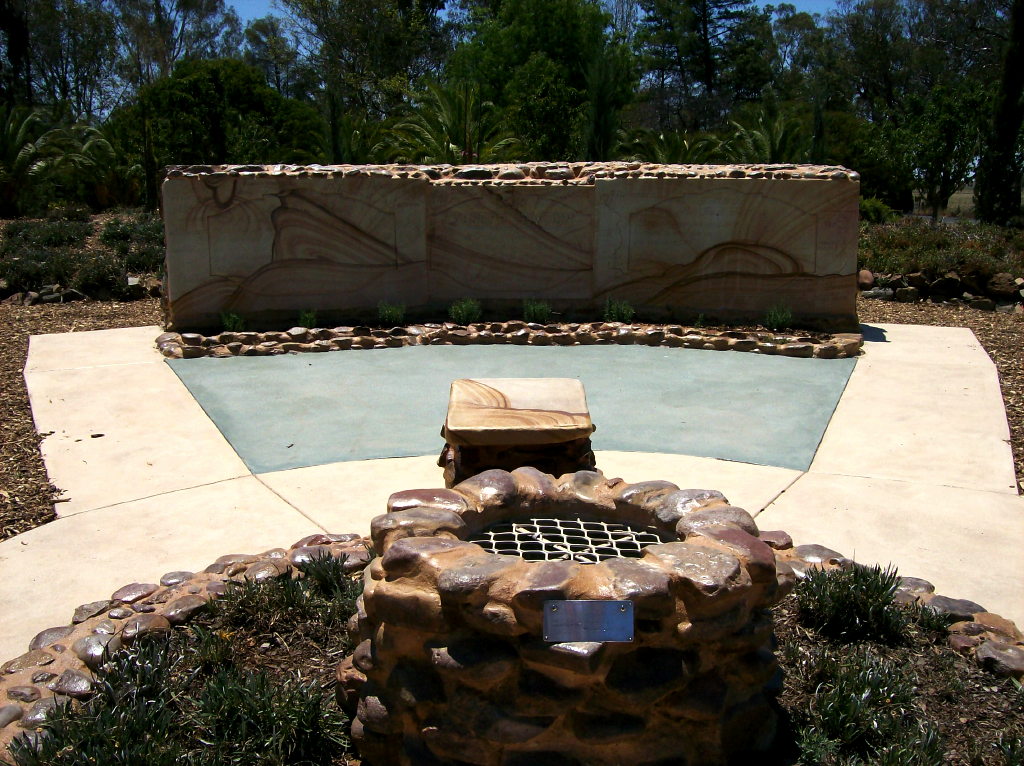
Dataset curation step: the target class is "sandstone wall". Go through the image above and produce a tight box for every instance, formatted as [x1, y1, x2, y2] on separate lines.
[161, 162, 859, 330]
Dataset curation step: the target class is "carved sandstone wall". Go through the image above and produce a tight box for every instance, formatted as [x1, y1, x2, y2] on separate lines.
[161, 163, 859, 330]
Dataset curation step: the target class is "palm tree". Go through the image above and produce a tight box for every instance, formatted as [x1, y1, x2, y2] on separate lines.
[0, 106, 55, 216]
[390, 81, 521, 165]
[618, 128, 725, 164]
[724, 104, 810, 164]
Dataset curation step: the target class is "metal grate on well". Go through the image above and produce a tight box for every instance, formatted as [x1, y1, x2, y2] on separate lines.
[468, 517, 664, 564]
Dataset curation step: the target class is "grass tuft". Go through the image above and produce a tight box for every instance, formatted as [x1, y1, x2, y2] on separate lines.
[377, 301, 406, 325]
[603, 297, 635, 322]
[298, 309, 317, 329]
[796, 564, 908, 643]
[449, 297, 482, 325]
[522, 298, 552, 324]
[763, 302, 793, 332]
[220, 312, 246, 332]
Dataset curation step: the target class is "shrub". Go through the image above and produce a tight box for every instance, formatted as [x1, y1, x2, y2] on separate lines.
[763, 302, 793, 331]
[298, 309, 317, 328]
[859, 196, 898, 224]
[46, 203, 92, 222]
[100, 213, 165, 274]
[796, 564, 908, 643]
[449, 297, 482, 325]
[794, 646, 939, 764]
[859, 218, 1024, 280]
[603, 297, 635, 322]
[522, 298, 552, 323]
[73, 251, 128, 299]
[0, 219, 93, 253]
[377, 301, 406, 325]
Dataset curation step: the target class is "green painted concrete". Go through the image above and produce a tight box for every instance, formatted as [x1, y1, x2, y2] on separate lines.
[168, 345, 855, 474]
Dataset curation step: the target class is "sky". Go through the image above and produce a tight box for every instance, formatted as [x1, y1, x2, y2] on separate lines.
[229, 0, 841, 27]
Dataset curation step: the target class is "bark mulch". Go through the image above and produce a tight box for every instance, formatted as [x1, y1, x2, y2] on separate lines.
[1, 296, 1020, 543]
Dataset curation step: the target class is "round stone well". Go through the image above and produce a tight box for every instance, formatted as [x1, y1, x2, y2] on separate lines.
[338, 468, 792, 766]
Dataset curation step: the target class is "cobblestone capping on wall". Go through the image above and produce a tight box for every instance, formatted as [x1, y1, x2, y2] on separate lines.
[3, 474, 1020, 760]
[162, 162, 860, 332]
[165, 162, 861, 184]
[154, 322, 865, 360]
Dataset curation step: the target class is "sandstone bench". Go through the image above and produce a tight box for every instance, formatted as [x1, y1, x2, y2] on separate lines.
[437, 378, 597, 486]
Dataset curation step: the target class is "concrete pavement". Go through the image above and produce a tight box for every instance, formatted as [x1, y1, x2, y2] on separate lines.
[1, 322, 1021, 661]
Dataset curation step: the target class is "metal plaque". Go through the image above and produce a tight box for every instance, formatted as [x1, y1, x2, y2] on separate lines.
[542, 600, 634, 643]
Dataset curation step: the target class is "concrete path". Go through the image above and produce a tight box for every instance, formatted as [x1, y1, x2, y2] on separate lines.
[1, 323, 1021, 661]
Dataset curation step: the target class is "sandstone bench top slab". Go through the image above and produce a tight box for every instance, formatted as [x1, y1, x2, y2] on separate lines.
[443, 378, 594, 447]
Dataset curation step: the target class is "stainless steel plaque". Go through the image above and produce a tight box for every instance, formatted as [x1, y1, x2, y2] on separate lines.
[542, 600, 634, 643]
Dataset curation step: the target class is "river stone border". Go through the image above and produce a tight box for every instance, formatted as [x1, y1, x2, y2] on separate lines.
[2, 476, 1019, 758]
[155, 322, 864, 360]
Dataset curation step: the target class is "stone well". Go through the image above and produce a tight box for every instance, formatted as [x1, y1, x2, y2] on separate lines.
[338, 468, 792, 766]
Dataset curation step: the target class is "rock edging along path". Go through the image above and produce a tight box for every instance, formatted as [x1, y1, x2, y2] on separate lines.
[2, 472, 1021, 758]
[155, 321, 865, 360]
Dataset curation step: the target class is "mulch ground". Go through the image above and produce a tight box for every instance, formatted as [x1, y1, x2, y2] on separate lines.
[1, 295, 1021, 543]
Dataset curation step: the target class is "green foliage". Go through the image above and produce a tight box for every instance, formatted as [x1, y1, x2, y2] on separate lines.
[763, 303, 793, 332]
[210, 565, 358, 636]
[725, 102, 810, 163]
[298, 309, 317, 328]
[619, 130, 723, 164]
[793, 646, 943, 764]
[859, 196, 898, 224]
[522, 298, 552, 324]
[391, 80, 521, 164]
[295, 550, 363, 611]
[796, 564, 908, 643]
[0, 219, 92, 251]
[602, 297, 635, 323]
[99, 212, 164, 273]
[5, 634, 348, 766]
[197, 666, 347, 765]
[449, 297, 482, 325]
[220, 313, 246, 332]
[449, 0, 635, 160]
[859, 218, 1024, 280]
[377, 301, 406, 326]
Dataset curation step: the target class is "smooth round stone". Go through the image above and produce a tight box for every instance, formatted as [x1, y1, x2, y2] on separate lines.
[0, 704, 23, 728]
[48, 669, 93, 699]
[30, 672, 55, 684]
[6, 686, 40, 703]
[110, 582, 159, 604]
[975, 641, 1024, 679]
[1, 651, 54, 674]
[92, 620, 116, 635]
[72, 634, 122, 671]
[20, 697, 64, 728]
[164, 595, 209, 625]
[121, 614, 171, 643]
[243, 559, 293, 582]
[28, 626, 74, 651]
[928, 595, 986, 621]
[107, 607, 133, 619]
[72, 600, 112, 624]
[159, 571, 195, 587]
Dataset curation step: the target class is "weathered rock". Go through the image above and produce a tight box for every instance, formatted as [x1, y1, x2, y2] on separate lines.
[2, 651, 54, 674]
[20, 697, 63, 728]
[121, 614, 171, 643]
[28, 626, 74, 651]
[47, 669, 93, 699]
[6, 686, 40, 703]
[928, 595, 985, 621]
[72, 634, 122, 670]
[159, 571, 194, 586]
[164, 595, 210, 625]
[72, 600, 112, 624]
[110, 582, 159, 603]
[975, 641, 1024, 679]
[0, 704, 23, 728]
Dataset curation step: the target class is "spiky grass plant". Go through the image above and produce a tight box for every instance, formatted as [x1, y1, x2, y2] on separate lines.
[796, 564, 909, 643]
[449, 297, 482, 325]
[522, 298, 552, 324]
[602, 298, 635, 322]
[377, 301, 406, 325]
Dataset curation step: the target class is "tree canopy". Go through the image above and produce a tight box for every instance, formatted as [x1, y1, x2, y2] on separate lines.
[0, 0, 1019, 223]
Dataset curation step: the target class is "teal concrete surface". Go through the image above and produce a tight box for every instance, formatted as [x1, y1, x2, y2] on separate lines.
[167, 346, 856, 474]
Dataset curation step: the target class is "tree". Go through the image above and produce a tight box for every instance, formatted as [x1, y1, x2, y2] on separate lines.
[0, 0, 34, 107]
[110, 0, 242, 88]
[390, 80, 520, 163]
[242, 15, 311, 99]
[277, 0, 449, 137]
[975, 0, 1024, 225]
[449, 0, 635, 159]
[637, 0, 754, 131]
[26, 0, 118, 120]
[725, 100, 810, 163]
